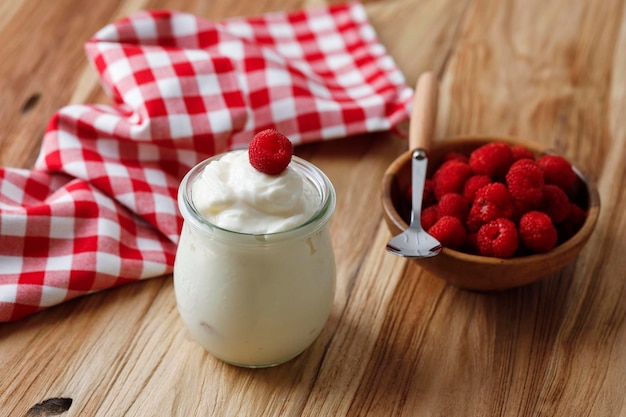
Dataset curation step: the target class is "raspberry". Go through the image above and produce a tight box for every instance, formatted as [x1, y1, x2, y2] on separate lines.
[566, 203, 587, 227]
[443, 152, 469, 164]
[428, 215, 466, 250]
[519, 211, 558, 253]
[248, 129, 293, 175]
[510, 145, 535, 161]
[462, 175, 491, 201]
[423, 143, 584, 260]
[421, 205, 440, 231]
[476, 218, 519, 258]
[512, 198, 535, 222]
[506, 159, 544, 207]
[469, 142, 514, 179]
[558, 203, 587, 242]
[438, 193, 470, 222]
[540, 184, 570, 224]
[466, 183, 515, 232]
[423, 179, 436, 207]
[432, 160, 471, 200]
[537, 154, 577, 192]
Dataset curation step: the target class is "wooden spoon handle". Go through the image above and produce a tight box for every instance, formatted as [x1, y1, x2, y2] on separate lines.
[408, 72, 439, 151]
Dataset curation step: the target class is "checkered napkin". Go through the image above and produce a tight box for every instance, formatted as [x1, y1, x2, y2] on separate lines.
[0, 2, 412, 322]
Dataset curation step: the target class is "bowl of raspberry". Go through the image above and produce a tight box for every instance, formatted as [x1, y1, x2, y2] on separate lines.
[381, 136, 600, 291]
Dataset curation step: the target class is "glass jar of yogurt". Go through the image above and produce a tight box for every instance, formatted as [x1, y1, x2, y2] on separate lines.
[173, 150, 336, 368]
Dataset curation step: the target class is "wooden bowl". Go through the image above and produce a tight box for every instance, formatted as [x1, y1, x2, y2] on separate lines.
[381, 136, 601, 291]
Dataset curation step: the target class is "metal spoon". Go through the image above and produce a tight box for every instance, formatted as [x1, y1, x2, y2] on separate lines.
[386, 72, 442, 258]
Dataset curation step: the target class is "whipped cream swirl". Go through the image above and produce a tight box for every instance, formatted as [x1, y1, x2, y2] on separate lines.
[191, 150, 319, 234]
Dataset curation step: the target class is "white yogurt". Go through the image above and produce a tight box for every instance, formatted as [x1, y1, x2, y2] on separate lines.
[173, 152, 336, 367]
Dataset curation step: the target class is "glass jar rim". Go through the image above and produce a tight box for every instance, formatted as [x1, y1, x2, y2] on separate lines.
[178, 151, 336, 243]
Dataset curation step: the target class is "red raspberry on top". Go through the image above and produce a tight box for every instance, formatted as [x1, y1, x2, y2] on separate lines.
[438, 193, 470, 222]
[537, 154, 577, 192]
[476, 218, 519, 258]
[510, 145, 535, 161]
[248, 129, 293, 175]
[466, 183, 515, 231]
[506, 159, 544, 207]
[432, 160, 471, 200]
[462, 175, 491, 201]
[428, 215, 466, 250]
[469, 142, 514, 179]
[540, 184, 570, 224]
[519, 211, 558, 253]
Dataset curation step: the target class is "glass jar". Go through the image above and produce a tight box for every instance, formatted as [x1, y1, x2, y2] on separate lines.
[173, 153, 336, 368]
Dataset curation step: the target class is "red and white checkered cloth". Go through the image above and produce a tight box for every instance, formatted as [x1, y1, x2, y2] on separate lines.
[0, 2, 412, 321]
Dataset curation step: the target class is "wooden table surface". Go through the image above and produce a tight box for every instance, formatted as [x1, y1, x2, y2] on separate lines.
[2, 0, 625, 416]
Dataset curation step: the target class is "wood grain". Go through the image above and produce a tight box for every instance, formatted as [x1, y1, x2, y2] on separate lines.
[1, 0, 625, 416]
